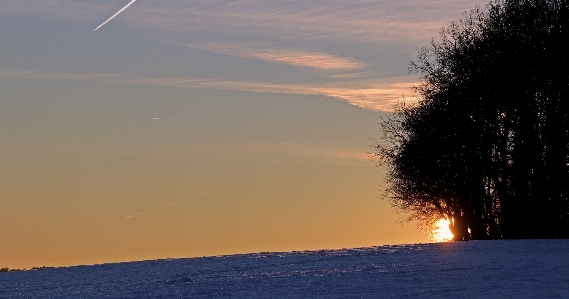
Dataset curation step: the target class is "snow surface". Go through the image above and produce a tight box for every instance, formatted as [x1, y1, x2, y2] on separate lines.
[1, 240, 568, 298]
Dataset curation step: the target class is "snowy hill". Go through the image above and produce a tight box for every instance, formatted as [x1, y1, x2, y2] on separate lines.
[2, 240, 568, 298]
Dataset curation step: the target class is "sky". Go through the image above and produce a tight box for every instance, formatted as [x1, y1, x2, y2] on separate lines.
[0, 0, 479, 269]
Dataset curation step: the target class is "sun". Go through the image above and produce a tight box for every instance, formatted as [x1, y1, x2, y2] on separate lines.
[431, 218, 454, 242]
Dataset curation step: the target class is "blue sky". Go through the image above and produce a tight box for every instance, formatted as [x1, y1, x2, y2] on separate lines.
[1, 0, 478, 268]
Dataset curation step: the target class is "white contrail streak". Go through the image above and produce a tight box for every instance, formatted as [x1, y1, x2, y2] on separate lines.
[93, 0, 138, 32]
[123, 185, 227, 232]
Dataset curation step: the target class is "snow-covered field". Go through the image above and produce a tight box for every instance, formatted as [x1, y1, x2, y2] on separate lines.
[2, 240, 568, 298]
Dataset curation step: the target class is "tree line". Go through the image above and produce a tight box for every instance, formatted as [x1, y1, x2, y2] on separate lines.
[376, 0, 569, 240]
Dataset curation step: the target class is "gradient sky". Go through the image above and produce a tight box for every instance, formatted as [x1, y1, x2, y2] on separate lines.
[1, 0, 478, 269]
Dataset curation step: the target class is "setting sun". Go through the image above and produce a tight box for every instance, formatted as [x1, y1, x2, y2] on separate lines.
[431, 219, 454, 242]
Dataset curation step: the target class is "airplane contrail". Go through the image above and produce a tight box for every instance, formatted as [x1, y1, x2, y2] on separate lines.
[123, 185, 227, 232]
[93, 0, 138, 32]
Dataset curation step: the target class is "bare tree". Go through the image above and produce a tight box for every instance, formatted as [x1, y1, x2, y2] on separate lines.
[376, 0, 569, 240]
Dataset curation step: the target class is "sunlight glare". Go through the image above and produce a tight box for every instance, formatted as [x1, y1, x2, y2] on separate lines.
[431, 219, 454, 242]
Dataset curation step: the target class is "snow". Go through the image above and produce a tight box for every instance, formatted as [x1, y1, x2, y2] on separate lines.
[1, 240, 568, 298]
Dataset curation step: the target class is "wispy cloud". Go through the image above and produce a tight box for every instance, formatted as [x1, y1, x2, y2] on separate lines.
[2, 1, 478, 45]
[207, 142, 374, 164]
[130, 1, 477, 45]
[124, 76, 418, 111]
[1, 1, 477, 89]
[1, 70, 417, 111]
[5, 140, 373, 166]
[1, 1, 114, 21]
[329, 72, 377, 80]
[190, 42, 365, 71]
[0, 70, 119, 81]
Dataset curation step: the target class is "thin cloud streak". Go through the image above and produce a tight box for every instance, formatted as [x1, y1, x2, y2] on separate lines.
[125, 77, 417, 111]
[0, 70, 120, 81]
[191, 42, 365, 71]
[128, 1, 477, 44]
[2, 1, 478, 45]
[1, 70, 416, 111]
[5, 140, 373, 166]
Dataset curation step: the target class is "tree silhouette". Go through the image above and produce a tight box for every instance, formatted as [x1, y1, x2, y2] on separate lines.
[376, 0, 569, 240]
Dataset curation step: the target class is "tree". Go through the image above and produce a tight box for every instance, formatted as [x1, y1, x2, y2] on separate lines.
[376, 0, 569, 240]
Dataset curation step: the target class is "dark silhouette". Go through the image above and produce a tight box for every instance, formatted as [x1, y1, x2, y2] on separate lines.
[375, 0, 569, 240]
[0, 267, 24, 273]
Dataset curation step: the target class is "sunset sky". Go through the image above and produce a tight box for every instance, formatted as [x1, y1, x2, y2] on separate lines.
[1, 0, 478, 269]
